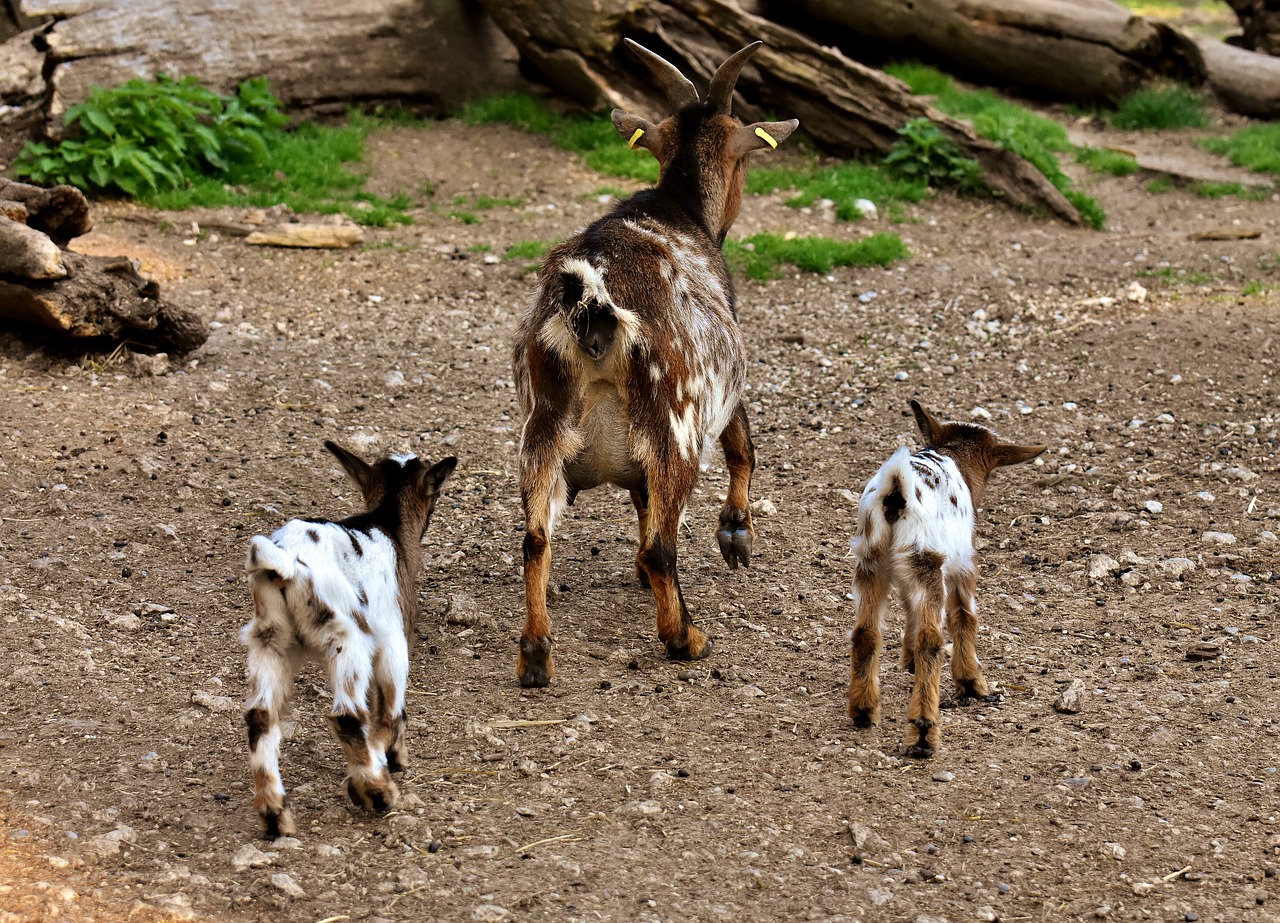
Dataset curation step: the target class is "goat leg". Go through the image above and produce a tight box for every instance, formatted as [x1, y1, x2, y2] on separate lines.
[715, 403, 756, 569]
[847, 553, 888, 728]
[947, 573, 999, 705]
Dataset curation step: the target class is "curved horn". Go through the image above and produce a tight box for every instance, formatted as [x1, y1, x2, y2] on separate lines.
[624, 38, 699, 110]
[707, 41, 763, 114]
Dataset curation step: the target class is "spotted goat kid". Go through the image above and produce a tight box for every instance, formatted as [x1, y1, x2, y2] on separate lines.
[847, 400, 1045, 758]
[511, 40, 798, 687]
[241, 442, 456, 836]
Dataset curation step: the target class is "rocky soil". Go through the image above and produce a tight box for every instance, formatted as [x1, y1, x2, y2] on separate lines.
[1, 116, 1278, 923]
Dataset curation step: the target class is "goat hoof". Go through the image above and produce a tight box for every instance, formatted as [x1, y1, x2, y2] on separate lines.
[849, 707, 879, 729]
[347, 776, 398, 813]
[516, 636, 555, 688]
[259, 806, 296, 839]
[667, 633, 712, 662]
[904, 743, 935, 759]
[904, 717, 937, 759]
[715, 527, 752, 569]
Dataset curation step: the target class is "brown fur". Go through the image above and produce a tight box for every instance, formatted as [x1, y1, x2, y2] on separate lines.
[510, 44, 796, 687]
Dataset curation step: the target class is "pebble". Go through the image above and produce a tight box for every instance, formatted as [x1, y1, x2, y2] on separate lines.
[1054, 678, 1088, 714]
[750, 498, 777, 516]
[269, 873, 306, 898]
[444, 593, 485, 626]
[1201, 531, 1236, 546]
[1186, 641, 1222, 661]
[232, 843, 274, 871]
[1088, 554, 1120, 581]
[472, 905, 512, 922]
[854, 198, 878, 219]
[1143, 500, 1163, 514]
[931, 771, 954, 783]
[893, 370, 909, 381]
[86, 826, 137, 859]
[1100, 841, 1126, 860]
[732, 684, 765, 700]
[383, 370, 406, 387]
[970, 406, 992, 421]
[1158, 557, 1196, 578]
[191, 691, 238, 712]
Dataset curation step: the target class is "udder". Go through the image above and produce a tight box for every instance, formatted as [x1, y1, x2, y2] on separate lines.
[564, 383, 644, 494]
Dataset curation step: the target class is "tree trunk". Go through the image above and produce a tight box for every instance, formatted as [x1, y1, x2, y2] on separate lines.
[774, 0, 1204, 106]
[478, 0, 1084, 223]
[772, 0, 1280, 118]
[11, 0, 526, 127]
[1225, 0, 1280, 55]
[0, 251, 209, 352]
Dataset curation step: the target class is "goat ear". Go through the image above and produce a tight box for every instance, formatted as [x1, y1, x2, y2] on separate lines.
[612, 110, 659, 155]
[324, 440, 377, 496]
[732, 118, 799, 157]
[419, 456, 458, 495]
[909, 400, 945, 446]
[992, 443, 1046, 468]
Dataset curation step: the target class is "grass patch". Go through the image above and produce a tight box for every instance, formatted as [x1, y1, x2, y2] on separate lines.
[748, 158, 928, 220]
[504, 239, 553, 261]
[1200, 123, 1280, 175]
[1108, 85, 1210, 130]
[1147, 176, 1176, 194]
[885, 63, 1104, 228]
[454, 193, 524, 210]
[1190, 181, 1268, 199]
[724, 232, 910, 281]
[460, 93, 658, 182]
[1075, 147, 1140, 176]
[468, 243, 492, 253]
[1242, 280, 1274, 296]
[447, 210, 480, 224]
[13, 76, 416, 227]
[1138, 266, 1216, 285]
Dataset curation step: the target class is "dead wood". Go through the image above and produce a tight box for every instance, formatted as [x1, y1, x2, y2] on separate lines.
[0, 250, 208, 352]
[0, 178, 93, 243]
[0, 213, 66, 278]
[244, 225, 364, 249]
[478, 0, 1083, 223]
[1225, 0, 1280, 55]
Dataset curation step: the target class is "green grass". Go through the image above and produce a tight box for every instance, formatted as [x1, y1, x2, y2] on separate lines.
[1138, 266, 1216, 284]
[460, 93, 658, 182]
[724, 232, 910, 281]
[468, 243, 492, 253]
[885, 63, 1104, 228]
[454, 193, 524, 210]
[1147, 176, 1177, 193]
[1190, 181, 1268, 199]
[1108, 86, 1210, 130]
[1242, 280, 1274, 296]
[504, 239, 553, 261]
[1075, 147, 1140, 176]
[447, 210, 480, 224]
[141, 115, 414, 226]
[748, 159, 928, 220]
[1200, 123, 1280, 175]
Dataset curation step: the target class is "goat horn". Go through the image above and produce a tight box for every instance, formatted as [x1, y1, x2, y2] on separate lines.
[707, 41, 763, 115]
[623, 38, 699, 110]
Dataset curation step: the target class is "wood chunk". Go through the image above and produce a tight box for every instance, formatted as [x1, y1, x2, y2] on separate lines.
[0, 214, 67, 279]
[1188, 228, 1263, 241]
[244, 225, 364, 249]
[0, 179, 94, 243]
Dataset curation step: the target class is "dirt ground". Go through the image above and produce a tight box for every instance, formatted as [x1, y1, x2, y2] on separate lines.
[1, 114, 1278, 923]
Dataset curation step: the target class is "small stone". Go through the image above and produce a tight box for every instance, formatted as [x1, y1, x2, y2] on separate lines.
[270, 836, 303, 850]
[931, 771, 955, 783]
[1124, 281, 1147, 303]
[1186, 641, 1222, 661]
[472, 906, 512, 923]
[126, 352, 171, 377]
[444, 593, 484, 626]
[1100, 841, 1126, 861]
[1201, 531, 1236, 546]
[1144, 500, 1163, 514]
[86, 826, 137, 859]
[893, 370, 909, 381]
[732, 684, 765, 700]
[970, 406, 992, 421]
[514, 805, 536, 817]
[1088, 554, 1120, 581]
[1158, 557, 1196, 578]
[1132, 881, 1154, 895]
[232, 843, 274, 871]
[384, 370, 406, 387]
[854, 198, 878, 219]
[750, 498, 777, 516]
[269, 873, 306, 898]
[1054, 678, 1088, 714]
[191, 691, 238, 712]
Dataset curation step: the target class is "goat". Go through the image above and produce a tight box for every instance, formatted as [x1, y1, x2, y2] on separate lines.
[510, 40, 798, 687]
[847, 400, 1045, 758]
[241, 441, 456, 836]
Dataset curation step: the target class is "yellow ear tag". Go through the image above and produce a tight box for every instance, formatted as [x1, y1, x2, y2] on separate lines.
[628, 128, 645, 150]
[754, 126, 778, 150]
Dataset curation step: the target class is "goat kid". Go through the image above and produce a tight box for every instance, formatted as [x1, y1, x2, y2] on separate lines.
[241, 441, 456, 836]
[511, 40, 798, 687]
[847, 400, 1045, 758]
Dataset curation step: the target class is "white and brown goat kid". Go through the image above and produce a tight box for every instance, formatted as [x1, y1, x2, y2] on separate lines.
[511, 40, 798, 687]
[847, 401, 1045, 758]
[241, 441, 455, 836]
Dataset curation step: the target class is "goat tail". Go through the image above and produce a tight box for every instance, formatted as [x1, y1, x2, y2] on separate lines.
[858, 447, 914, 548]
[246, 535, 298, 584]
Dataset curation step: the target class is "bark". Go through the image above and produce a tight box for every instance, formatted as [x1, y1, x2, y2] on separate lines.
[0, 214, 66, 278]
[0, 178, 93, 243]
[1225, 0, 1280, 55]
[13, 0, 526, 128]
[772, 0, 1280, 118]
[774, 0, 1204, 106]
[0, 250, 209, 353]
[478, 0, 1083, 223]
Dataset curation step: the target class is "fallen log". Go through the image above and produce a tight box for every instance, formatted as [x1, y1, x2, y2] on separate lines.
[0, 250, 209, 353]
[0, 178, 94, 243]
[0, 213, 66, 278]
[478, 0, 1083, 222]
[1224, 0, 1280, 55]
[244, 224, 364, 249]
